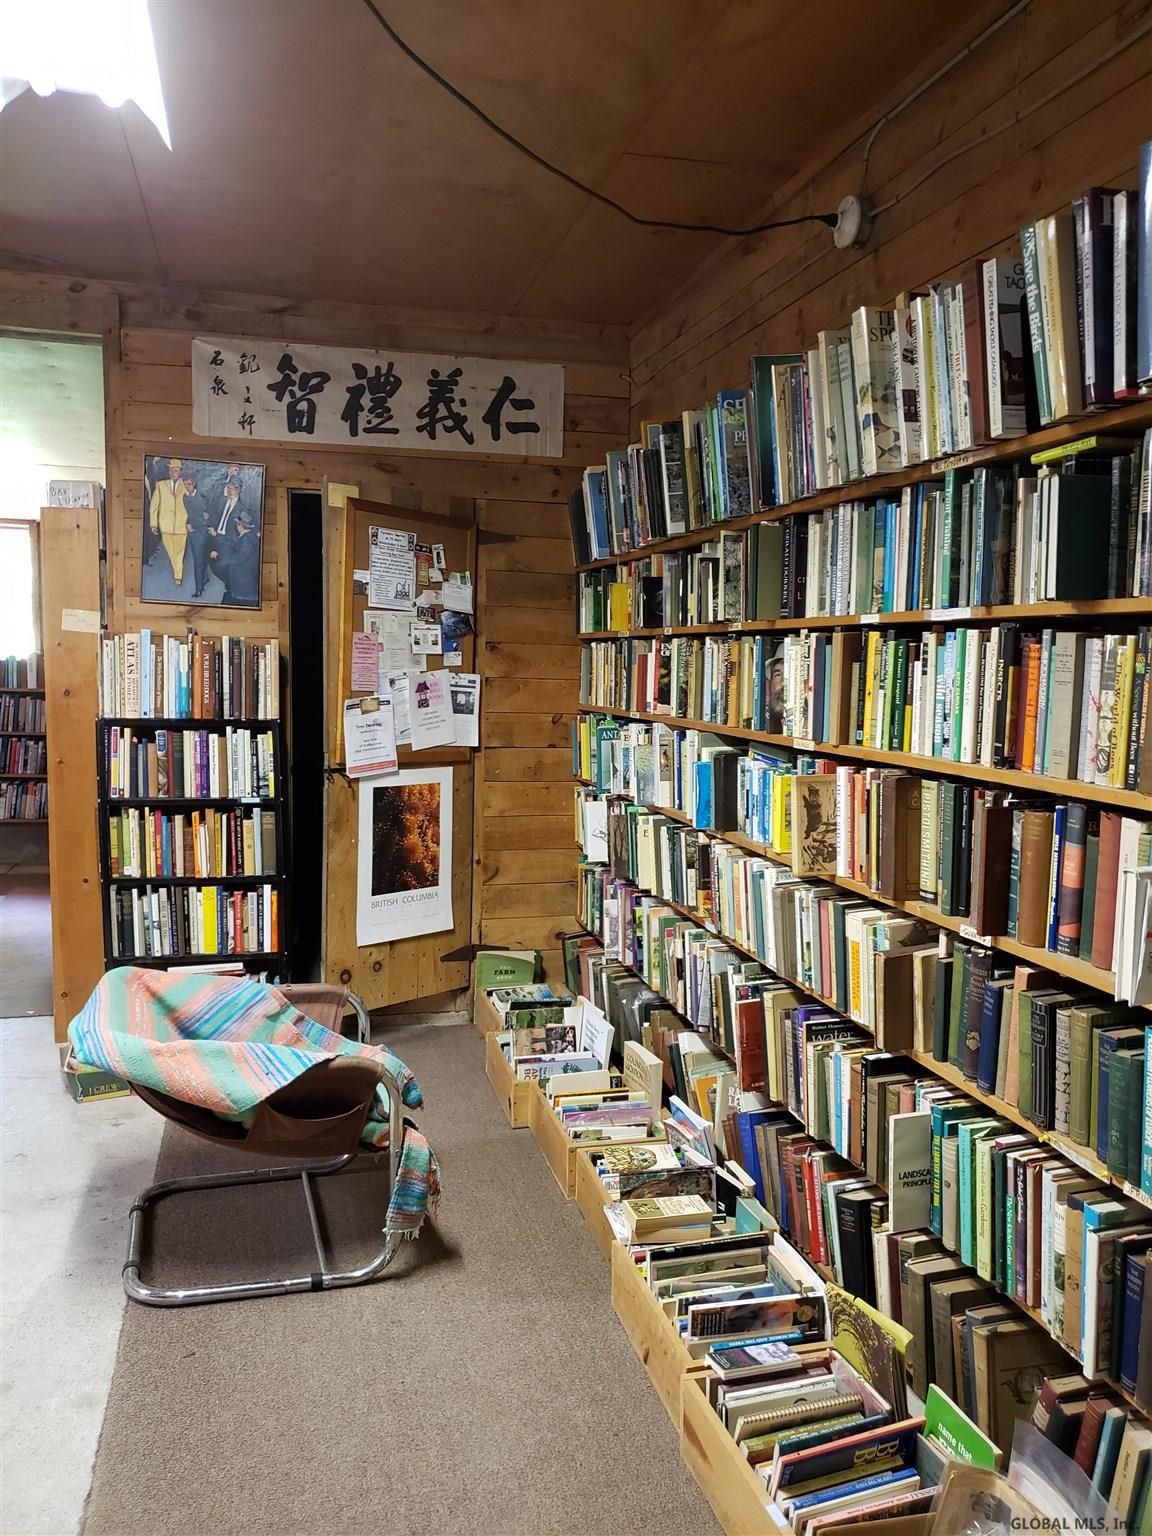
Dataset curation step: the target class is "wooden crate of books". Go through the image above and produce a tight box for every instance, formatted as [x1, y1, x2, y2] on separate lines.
[483, 1029, 533, 1128]
[609, 1241, 709, 1429]
[527, 1082, 665, 1198]
[573, 1147, 615, 1258]
[679, 1371, 776, 1536]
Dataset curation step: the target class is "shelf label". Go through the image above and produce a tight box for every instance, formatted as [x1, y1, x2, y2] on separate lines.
[959, 924, 993, 946]
[928, 607, 973, 622]
[794, 738, 816, 752]
[1123, 1182, 1152, 1210]
[1057, 1140, 1100, 1176]
[859, 612, 881, 625]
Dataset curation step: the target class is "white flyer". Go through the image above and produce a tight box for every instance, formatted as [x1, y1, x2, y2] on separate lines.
[440, 572, 474, 614]
[364, 610, 415, 673]
[410, 623, 443, 655]
[448, 673, 480, 747]
[368, 526, 417, 610]
[409, 672, 455, 751]
[342, 694, 398, 778]
[386, 671, 413, 746]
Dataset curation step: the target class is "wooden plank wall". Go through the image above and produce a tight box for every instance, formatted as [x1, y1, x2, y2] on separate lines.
[0, 268, 625, 1018]
[629, 0, 1152, 424]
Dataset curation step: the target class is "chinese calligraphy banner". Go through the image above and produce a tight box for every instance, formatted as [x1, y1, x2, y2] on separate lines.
[191, 337, 564, 457]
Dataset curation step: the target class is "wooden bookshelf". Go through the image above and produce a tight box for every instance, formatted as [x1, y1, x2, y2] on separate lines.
[575, 902, 1148, 1414]
[97, 716, 288, 972]
[577, 705, 1152, 813]
[578, 595, 1152, 641]
[575, 396, 1152, 572]
[577, 774, 1125, 997]
[0, 773, 47, 781]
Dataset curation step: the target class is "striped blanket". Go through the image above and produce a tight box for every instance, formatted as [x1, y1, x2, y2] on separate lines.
[69, 966, 441, 1239]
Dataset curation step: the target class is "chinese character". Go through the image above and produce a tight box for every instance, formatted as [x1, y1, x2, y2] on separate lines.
[210, 374, 229, 397]
[209, 349, 224, 367]
[238, 351, 261, 375]
[341, 361, 402, 437]
[266, 351, 331, 435]
[416, 367, 474, 444]
[237, 411, 256, 435]
[242, 386, 252, 404]
[481, 374, 541, 441]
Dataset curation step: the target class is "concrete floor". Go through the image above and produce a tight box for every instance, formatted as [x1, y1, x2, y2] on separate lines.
[1, 1020, 164, 1535]
[0, 875, 166, 1535]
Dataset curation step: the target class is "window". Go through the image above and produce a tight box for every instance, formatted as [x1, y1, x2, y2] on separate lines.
[0, 521, 41, 659]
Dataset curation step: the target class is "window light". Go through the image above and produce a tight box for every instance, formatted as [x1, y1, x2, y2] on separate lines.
[1, 0, 171, 148]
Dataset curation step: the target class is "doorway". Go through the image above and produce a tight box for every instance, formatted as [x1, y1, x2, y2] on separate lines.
[0, 331, 104, 1018]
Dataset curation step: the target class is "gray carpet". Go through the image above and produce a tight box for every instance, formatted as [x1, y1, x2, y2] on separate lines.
[82, 1021, 719, 1536]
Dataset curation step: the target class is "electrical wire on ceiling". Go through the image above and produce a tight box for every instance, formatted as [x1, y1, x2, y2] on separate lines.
[356, 0, 840, 238]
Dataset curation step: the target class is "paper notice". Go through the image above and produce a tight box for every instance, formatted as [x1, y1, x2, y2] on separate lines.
[365, 610, 413, 673]
[368, 526, 417, 609]
[440, 572, 474, 614]
[343, 695, 398, 778]
[409, 672, 455, 751]
[351, 632, 380, 691]
[448, 673, 480, 747]
[386, 671, 413, 746]
[410, 623, 442, 655]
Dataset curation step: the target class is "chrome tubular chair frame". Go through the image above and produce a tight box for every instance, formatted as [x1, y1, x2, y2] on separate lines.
[123, 1071, 406, 1308]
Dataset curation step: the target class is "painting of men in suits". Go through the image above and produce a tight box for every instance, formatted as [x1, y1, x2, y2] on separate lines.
[141, 454, 265, 609]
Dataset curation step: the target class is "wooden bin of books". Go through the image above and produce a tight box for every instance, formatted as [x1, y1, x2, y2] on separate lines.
[609, 1242, 709, 1429]
[679, 1372, 776, 1536]
[526, 1081, 665, 1199]
[483, 1029, 533, 1128]
[573, 1147, 615, 1258]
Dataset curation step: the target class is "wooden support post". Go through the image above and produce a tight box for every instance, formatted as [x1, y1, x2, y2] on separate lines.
[41, 504, 104, 1039]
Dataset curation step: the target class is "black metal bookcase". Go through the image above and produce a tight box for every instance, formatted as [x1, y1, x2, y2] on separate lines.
[95, 716, 289, 976]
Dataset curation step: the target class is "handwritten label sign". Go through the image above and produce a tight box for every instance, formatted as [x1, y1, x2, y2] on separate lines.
[192, 337, 564, 457]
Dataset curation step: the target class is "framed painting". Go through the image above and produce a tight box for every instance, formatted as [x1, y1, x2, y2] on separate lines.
[141, 454, 266, 608]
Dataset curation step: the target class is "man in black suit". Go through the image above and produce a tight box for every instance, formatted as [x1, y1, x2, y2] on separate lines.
[208, 510, 261, 606]
[182, 472, 215, 599]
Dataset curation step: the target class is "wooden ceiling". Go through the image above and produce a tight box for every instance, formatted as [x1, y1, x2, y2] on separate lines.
[0, 0, 975, 327]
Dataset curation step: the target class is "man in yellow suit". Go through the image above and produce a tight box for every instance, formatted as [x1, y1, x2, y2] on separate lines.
[148, 456, 188, 586]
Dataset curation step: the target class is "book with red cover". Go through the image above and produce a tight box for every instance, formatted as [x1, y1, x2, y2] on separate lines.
[1073, 1391, 1121, 1475]
[1091, 811, 1124, 970]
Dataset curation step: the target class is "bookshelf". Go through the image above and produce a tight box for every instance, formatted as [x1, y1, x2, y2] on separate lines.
[0, 658, 47, 824]
[573, 397, 1152, 572]
[566, 180, 1152, 1455]
[96, 716, 288, 972]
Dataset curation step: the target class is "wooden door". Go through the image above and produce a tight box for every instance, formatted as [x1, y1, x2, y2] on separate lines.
[321, 494, 476, 1008]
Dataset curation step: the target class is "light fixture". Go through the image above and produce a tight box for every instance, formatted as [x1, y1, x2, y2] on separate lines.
[1, 0, 171, 148]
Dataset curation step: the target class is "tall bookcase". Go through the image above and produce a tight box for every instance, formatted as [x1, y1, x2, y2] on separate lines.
[96, 716, 288, 974]
[571, 377, 1152, 1413]
[0, 664, 47, 825]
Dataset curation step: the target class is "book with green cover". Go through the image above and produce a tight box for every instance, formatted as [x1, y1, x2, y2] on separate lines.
[924, 1384, 1000, 1468]
[474, 949, 539, 994]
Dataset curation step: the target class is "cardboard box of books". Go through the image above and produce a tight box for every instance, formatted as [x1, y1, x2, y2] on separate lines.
[60, 1046, 131, 1103]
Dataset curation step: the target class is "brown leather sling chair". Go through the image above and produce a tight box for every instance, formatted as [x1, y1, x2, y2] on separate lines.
[123, 986, 406, 1307]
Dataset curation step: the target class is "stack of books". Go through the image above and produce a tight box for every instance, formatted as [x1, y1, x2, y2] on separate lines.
[569, 154, 1152, 567]
[490, 984, 594, 1085]
[106, 805, 278, 879]
[107, 882, 279, 960]
[1032, 1372, 1152, 1526]
[99, 630, 280, 719]
[579, 615, 1152, 788]
[579, 432, 1152, 629]
[103, 724, 278, 799]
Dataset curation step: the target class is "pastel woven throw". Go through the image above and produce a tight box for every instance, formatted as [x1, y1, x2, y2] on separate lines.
[69, 966, 441, 1239]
